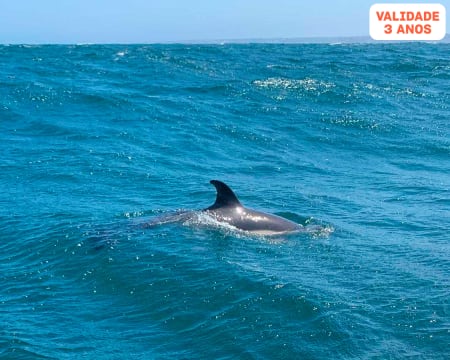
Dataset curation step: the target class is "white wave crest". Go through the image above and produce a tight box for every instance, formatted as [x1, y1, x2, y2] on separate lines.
[253, 77, 335, 92]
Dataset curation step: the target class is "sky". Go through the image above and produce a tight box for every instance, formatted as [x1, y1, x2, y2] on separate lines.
[0, 0, 448, 43]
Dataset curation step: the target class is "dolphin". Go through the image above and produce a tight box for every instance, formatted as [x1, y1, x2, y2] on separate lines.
[203, 180, 302, 235]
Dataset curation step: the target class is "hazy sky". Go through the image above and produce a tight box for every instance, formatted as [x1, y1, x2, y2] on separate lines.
[0, 0, 448, 43]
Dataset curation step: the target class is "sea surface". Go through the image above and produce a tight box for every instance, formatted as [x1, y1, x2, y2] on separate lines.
[0, 43, 449, 359]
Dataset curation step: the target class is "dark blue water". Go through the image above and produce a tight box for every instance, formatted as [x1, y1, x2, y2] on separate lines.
[1, 43, 449, 359]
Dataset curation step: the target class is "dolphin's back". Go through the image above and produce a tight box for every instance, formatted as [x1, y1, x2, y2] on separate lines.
[207, 206, 300, 234]
[204, 180, 301, 235]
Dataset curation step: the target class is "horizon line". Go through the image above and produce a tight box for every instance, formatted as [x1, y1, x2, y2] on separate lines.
[1, 34, 449, 46]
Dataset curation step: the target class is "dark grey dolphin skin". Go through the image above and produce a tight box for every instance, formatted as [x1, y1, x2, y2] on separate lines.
[204, 180, 302, 235]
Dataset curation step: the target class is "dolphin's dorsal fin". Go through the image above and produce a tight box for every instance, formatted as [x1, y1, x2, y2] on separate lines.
[207, 180, 242, 209]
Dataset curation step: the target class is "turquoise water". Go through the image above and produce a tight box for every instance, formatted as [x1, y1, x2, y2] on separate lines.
[1, 44, 449, 359]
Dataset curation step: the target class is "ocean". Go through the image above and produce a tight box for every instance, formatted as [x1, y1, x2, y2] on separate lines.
[0, 43, 449, 359]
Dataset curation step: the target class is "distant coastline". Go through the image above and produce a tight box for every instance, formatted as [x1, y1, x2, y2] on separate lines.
[1, 34, 449, 45]
[171, 34, 450, 44]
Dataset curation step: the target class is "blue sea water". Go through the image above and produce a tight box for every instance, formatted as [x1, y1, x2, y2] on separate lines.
[0, 43, 449, 359]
